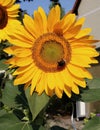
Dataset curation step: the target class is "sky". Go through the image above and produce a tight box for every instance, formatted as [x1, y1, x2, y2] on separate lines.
[20, 0, 75, 16]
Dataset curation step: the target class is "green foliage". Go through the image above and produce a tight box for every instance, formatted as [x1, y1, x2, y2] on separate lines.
[25, 88, 50, 121]
[0, 79, 49, 129]
[82, 116, 100, 130]
[0, 113, 33, 130]
[38, 126, 46, 130]
[0, 59, 9, 70]
[0, 41, 11, 71]
[80, 78, 100, 102]
[1, 80, 21, 107]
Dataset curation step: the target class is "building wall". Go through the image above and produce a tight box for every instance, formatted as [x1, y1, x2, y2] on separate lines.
[78, 0, 100, 48]
[78, 0, 100, 116]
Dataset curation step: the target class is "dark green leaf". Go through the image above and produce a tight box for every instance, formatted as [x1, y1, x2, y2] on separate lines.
[82, 116, 100, 130]
[0, 109, 7, 116]
[0, 59, 9, 70]
[1, 80, 21, 107]
[0, 113, 33, 130]
[25, 88, 50, 121]
[86, 78, 100, 89]
[39, 126, 46, 130]
[80, 78, 100, 102]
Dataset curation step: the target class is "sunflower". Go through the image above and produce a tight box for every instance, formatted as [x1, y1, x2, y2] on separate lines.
[0, 0, 20, 41]
[4, 6, 99, 98]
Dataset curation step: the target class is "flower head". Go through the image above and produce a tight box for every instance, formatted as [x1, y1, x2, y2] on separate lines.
[0, 0, 20, 41]
[4, 6, 99, 98]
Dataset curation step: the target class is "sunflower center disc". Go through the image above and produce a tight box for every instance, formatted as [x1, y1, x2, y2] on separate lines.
[0, 5, 8, 29]
[32, 33, 71, 72]
[41, 41, 64, 64]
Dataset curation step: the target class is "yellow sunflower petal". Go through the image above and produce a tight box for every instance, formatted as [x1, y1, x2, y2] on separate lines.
[72, 47, 99, 57]
[72, 84, 79, 94]
[64, 86, 71, 98]
[54, 13, 76, 34]
[4, 46, 32, 57]
[70, 39, 99, 47]
[0, 30, 7, 41]
[6, 19, 21, 29]
[23, 14, 37, 38]
[5, 57, 16, 66]
[15, 56, 33, 66]
[7, 24, 33, 48]
[38, 7, 47, 33]
[54, 73, 64, 90]
[74, 17, 85, 26]
[47, 73, 56, 90]
[62, 68, 86, 88]
[34, 10, 43, 35]
[45, 86, 54, 97]
[55, 87, 63, 98]
[64, 17, 85, 39]
[7, 12, 19, 18]
[4, 46, 15, 54]
[11, 27, 34, 43]
[67, 64, 93, 79]
[55, 5, 60, 21]
[70, 55, 94, 67]
[69, 35, 94, 43]
[13, 63, 35, 75]
[73, 77, 86, 88]
[30, 69, 42, 95]
[7, 4, 20, 13]
[8, 38, 32, 48]
[90, 58, 99, 64]
[14, 67, 36, 85]
[64, 25, 81, 39]
[36, 72, 47, 95]
[75, 28, 91, 38]
[24, 81, 31, 90]
[61, 13, 76, 33]
[47, 5, 60, 32]
[14, 48, 32, 57]
[60, 69, 75, 88]
[1, 0, 16, 7]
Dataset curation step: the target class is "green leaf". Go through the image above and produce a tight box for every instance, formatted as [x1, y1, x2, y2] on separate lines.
[0, 59, 9, 70]
[1, 80, 21, 107]
[80, 78, 100, 102]
[39, 126, 46, 130]
[82, 116, 100, 130]
[25, 88, 50, 121]
[0, 109, 7, 117]
[86, 78, 100, 89]
[0, 113, 33, 130]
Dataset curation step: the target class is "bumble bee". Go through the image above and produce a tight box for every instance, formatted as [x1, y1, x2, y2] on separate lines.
[57, 59, 66, 69]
